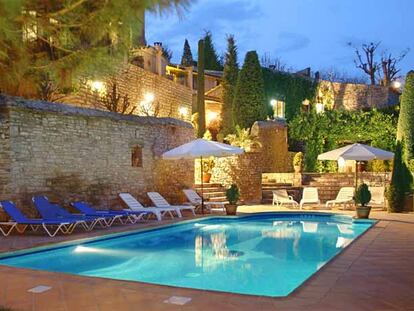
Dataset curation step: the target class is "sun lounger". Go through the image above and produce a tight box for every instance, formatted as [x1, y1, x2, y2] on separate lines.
[325, 187, 355, 210]
[32, 196, 107, 231]
[299, 187, 320, 210]
[119, 193, 176, 221]
[183, 189, 226, 212]
[272, 189, 299, 208]
[147, 192, 196, 217]
[71, 201, 143, 226]
[369, 186, 385, 208]
[0, 200, 79, 237]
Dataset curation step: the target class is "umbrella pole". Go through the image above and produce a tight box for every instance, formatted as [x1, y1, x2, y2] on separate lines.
[200, 156, 204, 214]
[355, 161, 358, 189]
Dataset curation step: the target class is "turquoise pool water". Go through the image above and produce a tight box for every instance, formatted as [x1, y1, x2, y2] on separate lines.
[0, 213, 374, 297]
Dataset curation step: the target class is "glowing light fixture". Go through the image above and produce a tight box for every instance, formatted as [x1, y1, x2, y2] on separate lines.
[337, 156, 346, 168]
[392, 81, 401, 89]
[270, 99, 277, 107]
[90, 80, 105, 93]
[206, 111, 218, 124]
[144, 92, 155, 102]
[179, 106, 188, 119]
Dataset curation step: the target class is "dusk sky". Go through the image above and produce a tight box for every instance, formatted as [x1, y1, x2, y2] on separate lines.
[147, 0, 413, 79]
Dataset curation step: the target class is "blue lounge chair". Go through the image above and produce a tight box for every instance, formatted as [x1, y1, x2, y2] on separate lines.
[71, 201, 144, 226]
[32, 196, 107, 231]
[0, 201, 78, 237]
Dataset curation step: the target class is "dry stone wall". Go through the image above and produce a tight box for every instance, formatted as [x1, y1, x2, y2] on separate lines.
[61, 64, 193, 121]
[318, 80, 399, 110]
[0, 95, 194, 215]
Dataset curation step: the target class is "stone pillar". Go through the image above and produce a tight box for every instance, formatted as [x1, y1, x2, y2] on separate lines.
[185, 66, 194, 90]
[154, 42, 163, 76]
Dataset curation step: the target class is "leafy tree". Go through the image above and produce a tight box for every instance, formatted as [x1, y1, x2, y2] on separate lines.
[196, 39, 206, 137]
[180, 39, 193, 66]
[397, 71, 414, 161]
[233, 51, 267, 129]
[0, 0, 188, 98]
[203, 31, 222, 71]
[220, 35, 238, 136]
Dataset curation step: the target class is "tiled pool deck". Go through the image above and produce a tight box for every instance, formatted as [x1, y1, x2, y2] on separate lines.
[1, 206, 414, 310]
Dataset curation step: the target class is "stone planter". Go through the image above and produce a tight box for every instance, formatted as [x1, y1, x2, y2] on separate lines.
[356, 206, 371, 219]
[225, 204, 238, 215]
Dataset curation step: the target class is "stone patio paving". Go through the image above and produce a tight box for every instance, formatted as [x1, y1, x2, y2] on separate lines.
[1, 206, 414, 310]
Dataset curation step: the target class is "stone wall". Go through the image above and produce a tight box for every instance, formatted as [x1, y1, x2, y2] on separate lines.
[0, 95, 195, 215]
[318, 80, 399, 110]
[61, 64, 193, 121]
[207, 120, 290, 203]
[251, 120, 289, 172]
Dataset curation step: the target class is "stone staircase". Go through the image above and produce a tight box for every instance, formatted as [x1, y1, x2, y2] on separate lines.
[194, 183, 227, 202]
[261, 181, 302, 204]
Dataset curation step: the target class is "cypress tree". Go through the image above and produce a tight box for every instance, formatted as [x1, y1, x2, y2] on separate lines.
[197, 39, 206, 138]
[180, 39, 194, 67]
[233, 51, 267, 129]
[388, 141, 413, 212]
[397, 71, 414, 161]
[203, 31, 222, 71]
[221, 35, 239, 136]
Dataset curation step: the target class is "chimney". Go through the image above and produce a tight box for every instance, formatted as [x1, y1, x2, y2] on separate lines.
[154, 42, 163, 76]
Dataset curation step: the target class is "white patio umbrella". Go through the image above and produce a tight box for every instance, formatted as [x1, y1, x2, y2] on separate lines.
[162, 138, 244, 213]
[317, 143, 394, 187]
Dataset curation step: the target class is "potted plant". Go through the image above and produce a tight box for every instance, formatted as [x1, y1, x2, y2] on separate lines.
[293, 152, 303, 173]
[225, 184, 240, 215]
[202, 158, 215, 183]
[355, 183, 372, 218]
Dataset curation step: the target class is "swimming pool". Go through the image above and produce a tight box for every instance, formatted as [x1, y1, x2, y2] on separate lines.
[0, 213, 374, 297]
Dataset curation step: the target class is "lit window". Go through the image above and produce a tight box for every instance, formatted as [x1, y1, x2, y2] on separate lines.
[271, 99, 285, 119]
[315, 103, 325, 114]
[131, 146, 143, 167]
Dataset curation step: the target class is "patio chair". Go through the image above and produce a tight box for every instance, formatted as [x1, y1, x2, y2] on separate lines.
[71, 201, 144, 226]
[369, 186, 385, 208]
[32, 196, 107, 231]
[0, 200, 79, 237]
[272, 189, 299, 208]
[299, 187, 320, 210]
[325, 187, 355, 210]
[119, 193, 176, 221]
[147, 192, 196, 217]
[183, 189, 226, 212]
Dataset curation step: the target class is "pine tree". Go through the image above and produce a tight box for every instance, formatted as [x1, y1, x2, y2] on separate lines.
[220, 35, 238, 136]
[180, 39, 194, 67]
[233, 51, 267, 129]
[203, 31, 222, 71]
[0, 0, 188, 98]
[397, 71, 414, 161]
[197, 39, 206, 138]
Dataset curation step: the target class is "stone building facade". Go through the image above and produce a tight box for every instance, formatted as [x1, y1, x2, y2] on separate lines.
[0, 95, 194, 215]
[61, 64, 193, 122]
[317, 80, 400, 110]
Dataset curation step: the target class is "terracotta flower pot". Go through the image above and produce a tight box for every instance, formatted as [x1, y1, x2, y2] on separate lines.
[202, 173, 212, 183]
[356, 206, 371, 219]
[225, 204, 238, 215]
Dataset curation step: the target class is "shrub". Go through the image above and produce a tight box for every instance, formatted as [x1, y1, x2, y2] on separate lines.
[355, 183, 371, 207]
[225, 125, 261, 151]
[226, 184, 240, 205]
[386, 185, 404, 213]
[397, 71, 414, 160]
[293, 152, 303, 168]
